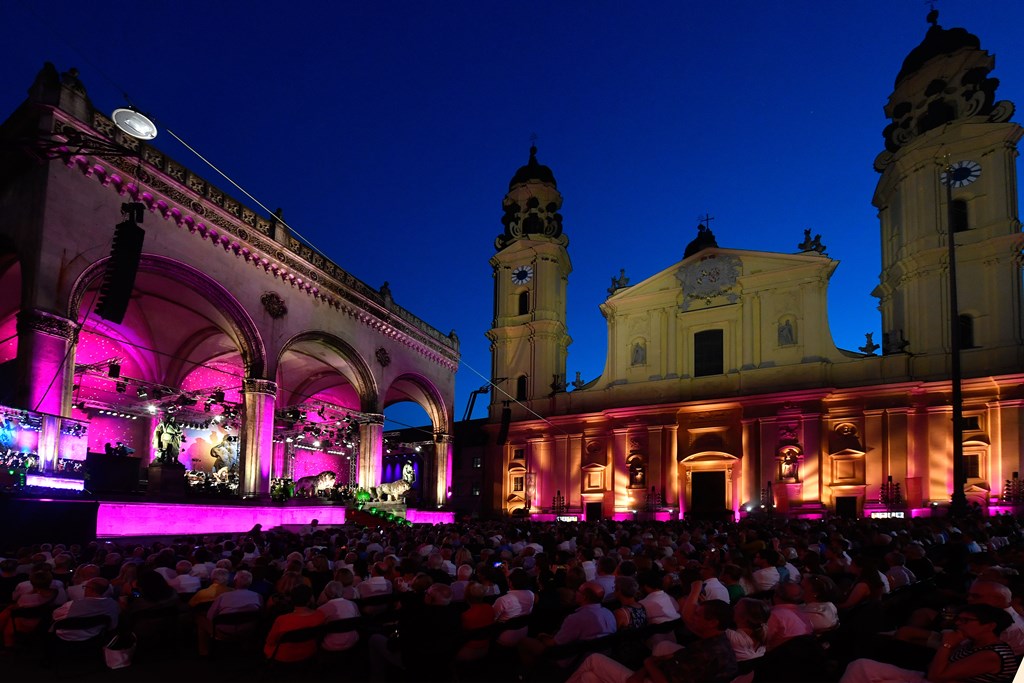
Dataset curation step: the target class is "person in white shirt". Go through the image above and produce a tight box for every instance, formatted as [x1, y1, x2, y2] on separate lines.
[318, 581, 360, 652]
[594, 557, 617, 602]
[884, 551, 917, 590]
[765, 582, 814, 651]
[799, 574, 839, 633]
[51, 578, 120, 642]
[168, 560, 201, 594]
[356, 563, 393, 598]
[698, 564, 730, 604]
[493, 569, 535, 646]
[751, 550, 783, 594]
[198, 570, 262, 656]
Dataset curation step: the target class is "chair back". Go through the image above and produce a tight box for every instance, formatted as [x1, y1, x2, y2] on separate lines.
[269, 624, 323, 662]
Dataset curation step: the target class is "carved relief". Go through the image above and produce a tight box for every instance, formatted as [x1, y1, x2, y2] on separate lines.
[17, 309, 78, 341]
[676, 255, 742, 310]
[260, 292, 287, 319]
[242, 378, 278, 395]
[375, 347, 392, 367]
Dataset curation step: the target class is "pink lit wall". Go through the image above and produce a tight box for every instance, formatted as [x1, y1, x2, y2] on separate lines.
[293, 452, 348, 482]
[404, 509, 454, 524]
[96, 502, 347, 537]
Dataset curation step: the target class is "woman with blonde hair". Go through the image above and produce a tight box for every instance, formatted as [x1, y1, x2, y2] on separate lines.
[728, 597, 770, 672]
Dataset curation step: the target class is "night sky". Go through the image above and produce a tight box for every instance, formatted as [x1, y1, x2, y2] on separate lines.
[3, 2, 1023, 430]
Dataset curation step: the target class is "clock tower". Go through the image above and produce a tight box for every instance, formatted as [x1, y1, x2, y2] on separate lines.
[873, 12, 1023, 375]
[487, 146, 572, 416]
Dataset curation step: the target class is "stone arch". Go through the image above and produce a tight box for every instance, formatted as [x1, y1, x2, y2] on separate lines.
[68, 254, 267, 378]
[276, 331, 379, 413]
[382, 372, 450, 435]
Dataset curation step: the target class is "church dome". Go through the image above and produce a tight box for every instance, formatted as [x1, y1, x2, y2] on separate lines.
[894, 13, 981, 87]
[509, 145, 557, 190]
[880, 10, 1005, 156]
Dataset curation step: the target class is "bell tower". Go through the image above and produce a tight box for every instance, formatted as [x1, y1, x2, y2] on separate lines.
[872, 11, 1023, 375]
[487, 146, 572, 415]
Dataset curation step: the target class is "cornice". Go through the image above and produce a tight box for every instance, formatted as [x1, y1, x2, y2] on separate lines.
[49, 110, 458, 373]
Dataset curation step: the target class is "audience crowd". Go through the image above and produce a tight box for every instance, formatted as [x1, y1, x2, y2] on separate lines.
[1, 508, 1023, 682]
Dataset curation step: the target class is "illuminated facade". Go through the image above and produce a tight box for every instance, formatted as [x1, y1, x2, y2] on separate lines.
[486, 17, 1024, 520]
[0, 64, 458, 507]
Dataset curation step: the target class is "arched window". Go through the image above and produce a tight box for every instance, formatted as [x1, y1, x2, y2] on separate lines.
[959, 314, 975, 348]
[951, 199, 968, 233]
[518, 291, 530, 315]
[516, 375, 528, 400]
[694, 329, 724, 377]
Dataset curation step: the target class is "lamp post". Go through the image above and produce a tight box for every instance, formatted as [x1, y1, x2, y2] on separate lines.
[941, 159, 975, 515]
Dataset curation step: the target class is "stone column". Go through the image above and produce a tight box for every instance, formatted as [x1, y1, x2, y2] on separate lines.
[239, 378, 277, 498]
[434, 432, 452, 508]
[16, 309, 78, 416]
[358, 416, 384, 489]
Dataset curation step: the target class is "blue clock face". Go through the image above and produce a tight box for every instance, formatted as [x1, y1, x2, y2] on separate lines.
[941, 160, 981, 188]
[511, 265, 533, 285]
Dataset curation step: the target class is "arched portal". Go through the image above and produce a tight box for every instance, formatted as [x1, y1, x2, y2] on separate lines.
[680, 452, 739, 520]
[276, 332, 378, 489]
[66, 255, 265, 495]
[383, 373, 451, 507]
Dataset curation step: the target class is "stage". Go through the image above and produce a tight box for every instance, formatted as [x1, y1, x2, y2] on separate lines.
[0, 490, 455, 550]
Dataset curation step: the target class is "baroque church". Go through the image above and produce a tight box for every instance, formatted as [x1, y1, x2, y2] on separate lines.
[483, 14, 1024, 520]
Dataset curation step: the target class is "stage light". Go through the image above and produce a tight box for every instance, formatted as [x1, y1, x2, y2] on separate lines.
[203, 402, 211, 412]
[115, 381, 127, 393]
[313, 440, 321, 448]
[317, 406, 325, 418]
[137, 387, 148, 399]
[147, 405, 157, 414]
[211, 390, 225, 403]
[285, 437, 293, 443]
[108, 363, 120, 378]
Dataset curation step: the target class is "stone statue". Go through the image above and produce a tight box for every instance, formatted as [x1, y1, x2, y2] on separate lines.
[859, 332, 880, 355]
[607, 269, 630, 296]
[631, 341, 646, 366]
[778, 320, 795, 346]
[780, 451, 799, 481]
[153, 416, 185, 465]
[797, 228, 826, 254]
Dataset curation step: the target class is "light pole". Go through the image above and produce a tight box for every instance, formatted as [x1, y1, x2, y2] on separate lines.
[941, 159, 977, 514]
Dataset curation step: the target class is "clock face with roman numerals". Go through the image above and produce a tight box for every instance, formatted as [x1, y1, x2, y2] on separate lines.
[941, 160, 981, 188]
[511, 265, 533, 285]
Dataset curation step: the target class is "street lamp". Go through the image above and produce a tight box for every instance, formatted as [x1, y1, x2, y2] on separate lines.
[940, 159, 979, 514]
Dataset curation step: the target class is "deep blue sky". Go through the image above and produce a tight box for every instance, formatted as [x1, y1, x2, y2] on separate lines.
[3, 2, 1023, 430]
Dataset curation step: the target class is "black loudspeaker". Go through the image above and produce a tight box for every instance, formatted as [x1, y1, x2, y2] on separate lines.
[94, 205, 145, 324]
[497, 403, 511, 445]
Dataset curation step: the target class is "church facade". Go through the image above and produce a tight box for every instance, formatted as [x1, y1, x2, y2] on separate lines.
[485, 16, 1024, 520]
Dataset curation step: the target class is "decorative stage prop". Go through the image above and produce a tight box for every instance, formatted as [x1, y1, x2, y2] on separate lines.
[294, 470, 337, 495]
[371, 462, 415, 502]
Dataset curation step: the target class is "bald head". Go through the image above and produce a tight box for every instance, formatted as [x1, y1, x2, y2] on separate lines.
[968, 579, 1012, 609]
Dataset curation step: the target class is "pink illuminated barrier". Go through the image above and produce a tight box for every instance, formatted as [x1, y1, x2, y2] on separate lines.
[404, 509, 455, 524]
[25, 474, 86, 492]
[96, 502, 347, 537]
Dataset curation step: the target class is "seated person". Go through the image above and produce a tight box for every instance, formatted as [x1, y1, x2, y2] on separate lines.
[51, 577, 120, 641]
[565, 598, 738, 683]
[263, 583, 325, 662]
[841, 604, 1017, 683]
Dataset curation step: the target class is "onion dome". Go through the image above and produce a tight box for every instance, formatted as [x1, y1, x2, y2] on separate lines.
[496, 146, 567, 250]
[880, 10, 1008, 157]
[894, 11, 981, 87]
[508, 145, 557, 190]
[684, 224, 718, 259]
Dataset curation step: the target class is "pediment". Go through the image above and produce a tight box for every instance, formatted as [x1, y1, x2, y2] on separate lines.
[681, 451, 738, 464]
